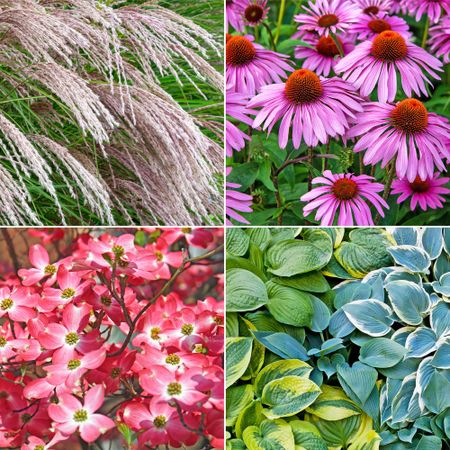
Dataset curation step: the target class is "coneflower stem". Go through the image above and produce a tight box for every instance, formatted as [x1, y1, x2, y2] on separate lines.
[375, 160, 396, 224]
[308, 146, 314, 191]
[331, 32, 344, 57]
[263, 22, 277, 51]
[421, 16, 430, 48]
[275, 0, 286, 45]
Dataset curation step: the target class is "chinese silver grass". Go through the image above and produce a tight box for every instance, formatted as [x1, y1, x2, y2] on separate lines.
[0, 0, 223, 225]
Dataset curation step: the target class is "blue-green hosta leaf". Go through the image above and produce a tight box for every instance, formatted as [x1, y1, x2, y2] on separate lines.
[289, 420, 328, 450]
[405, 327, 437, 358]
[329, 308, 356, 338]
[387, 245, 431, 273]
[266, 282, 313, 327]
[391, 373, 416, 423]
[385, 280, 431, 325]
[309, 295, 331, 332]
[342, 299, 394, 337]
[415, 435, 442, 450]
[254, 359, 313, 398]
[337, 362, 378, 405]
[359, 338, 406, 368]
[227, 228, 250, 256]
[430, 301, 450, 336]
[431, 339, 450, 369]
[392, 227, 418, 246]
[262, 375, 321, 419]
[379, 430, 397, 445]
[391, 327, 415, 346]
[421, 228, 443, 259]
[434, 252, 450, 280]
[334, 280, 372, 309]
[317, 354, 346, 378]
[363, 272, 385, 302]
[380, 378, 402, 425]
[243, 419, 295, 450]
[422, 371, 450, 414]
[432, 272, 450, 296]
[334, 228, 395, 278]
[444, 228, 450, 254]
[227, 268, 268, 312]
[265, 236, 332, 277]
[397, 426, 417, 443]
[306, 384, 361, 421]
[307, 338, 345, 357]
[252, 331, 309, 361]
[384, 268, 422, 285]
[226, 337, 253, 388]
[359, 384, 380, 429]
[226, 385, 254, 427]
[378, 358, 420, 379]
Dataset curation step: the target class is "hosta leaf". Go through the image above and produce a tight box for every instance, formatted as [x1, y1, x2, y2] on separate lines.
[290, 420, 328, 450]
[227, 268, 268, 312]
[421, 228, 443, 260]
[337, 362, 378, 405]
[227, 312, 239, 337]
[384, 268, 422, 285]
[262, 375, 321, 419]
[227, 228, 250, 256]
[266, 282, 313, 327]
[334, 229, 394, 278]
[271, 271, 330, 293]
[309, 414, 361, 447]
[347, 414, 381, 450]
[227, 255, 267, 281]
[422, 371, 450, 414]
[431, 339, 450, 369]
[359, 338, 406, 368]
[342, 299, 394, 337]
[385, 280, 431, 325]
[378, 358, 420, 379]
[226, 385, 254, 427]
[247, 228, 271, 250]
[405, 327, 437, 358]
[306, 384, 361, 420]
[432, 272, 450, 296]
[329, 308, 356, 338]
[392, 227, 418, 246]
[245, 311, 285, 332]
[387, 245, 431, 273]
[241, 318, 265, 379]
[415, 435, 442, 450]
[322, 255, 354, 279]
[309, 295, 331, 332]
[226, 439, 247, 450]
[307, 338, 344, 357]
[252, 331, 309, 361]
[226, 337, 252, 388]
[265, 235, 332, 277]
[334, 280, 372, 309]
[243, 419, 295, 450]
[254, 359, 313, 398]
[433, 252, 450, 280]
[235, 401, 264, 439]
[391, 374, 416, 423]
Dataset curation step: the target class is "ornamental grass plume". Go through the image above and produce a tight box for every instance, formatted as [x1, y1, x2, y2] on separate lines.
[0, 0, 223, 225]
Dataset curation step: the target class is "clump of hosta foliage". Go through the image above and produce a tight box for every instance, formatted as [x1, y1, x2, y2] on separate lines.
[0, 0, 223, 225]
[226, 227, 450, 450]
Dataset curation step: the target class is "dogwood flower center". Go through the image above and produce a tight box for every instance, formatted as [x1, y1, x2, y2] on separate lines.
[61, 288, 76, 299]
[0, 298, 13, 310]
[153, 415, 167, 428]
[165, 354, 181, 365]
[167, 382, 182, 396]
[181, 323, 194, 335]
[67, 359, 81, 370]
[65, 332, 80, 346]
[44, 264, 57, 275]
[73, 409, 88, 422]
[150, 326, 161, 340]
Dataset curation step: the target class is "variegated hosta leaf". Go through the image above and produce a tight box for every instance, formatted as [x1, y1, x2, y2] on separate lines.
[405, 327, 437, 358]
[242, 419, 295, 450]
[431, 339, 450, 369]
[359, 338, 406, 368]
[392, 227, 419, 246]
[431, 301, 450, 337]
[347, 414, 381, 450]
[226, 385, 254, 427]
[387, 245, 431, 273]
[306, 385, 361, 420]
[289, 420, 328, 450]
[342, 299, 394, 337]
[333, 280, 372, 309]
[421, 228, 443, 260]
[226, 268, 268, 312]
[329, 308, 356, 338]
[235, 401, 264, 439]
[385, 280, 431, 326]
[254, 359, 313, 398]
[226, 337, 253, 388]
[262, 376, 321, 419]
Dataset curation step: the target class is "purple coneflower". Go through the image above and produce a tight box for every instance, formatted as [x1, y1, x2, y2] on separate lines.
[226, 168, 253, 225]
[226, 35, 292, 96]
[248, 68, 363, 149]
[429, 16, 450, 63]
[406, 0, 450, 24]
[295, 35, 354, 76]
[349, 13, 411, 41]
[294, 0, 361, 38]
[235, 0, 270, 27]
[391, 173, 450, 211]
[389, 0, 408, 14]
[226, 91, 255, 156]
[335, 30, 442, 102]
[352, 0, 392, 15]
[348, 99, 450, 182]
[300, 171, 388, 225]
[227, 0, 244, 32]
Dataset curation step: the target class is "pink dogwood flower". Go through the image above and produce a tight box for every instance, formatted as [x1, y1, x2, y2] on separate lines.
[0, 287, 37, 322]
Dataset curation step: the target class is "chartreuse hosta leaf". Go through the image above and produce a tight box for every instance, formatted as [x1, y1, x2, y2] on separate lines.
[227, 268, 268, 312]
[264, 233, 332, 277]
[334, 229, 394, 278]
[235, 401, 264, 439]
[227, 385, 254, 427]
[240, 317, 265, 379]
[226, 337, 252, 388]
[266, 281, 313, 327]
[261, 375, 321, 419]
[254, 360, 313, 398]
[289, 420, 328, 450]
[243, 419, 295, 450]
[385, 280, 431, 326]
[306, 385, 361, 420]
